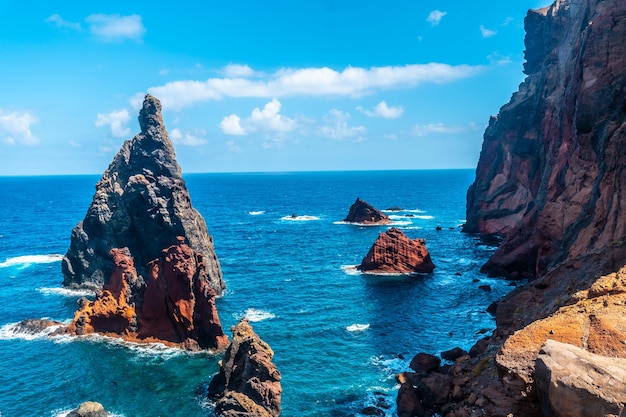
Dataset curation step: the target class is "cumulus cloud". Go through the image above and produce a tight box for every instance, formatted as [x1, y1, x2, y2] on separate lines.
[0, 110, 38, 145]
[357, 101, 404, 119]
[222, 64, 255, 78]
[220, 99, 296, 136]
[45, 14, 81, 30]
[86, 14, 146, 42]
[148, 63, 482, 109]
[480, 25, 497, 38]
[427, 10, 447, 26]
[411, 122, 479, 136]
[95, 109, 131, 138]
[319, 109, 366, 140]
[170, 128, 207, 146]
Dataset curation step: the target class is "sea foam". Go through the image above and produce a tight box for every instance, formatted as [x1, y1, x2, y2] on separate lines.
[0, 321, 64, 341]
[280, 215, 320, 221]
[0, 254, 64, 268]
[346, 323, 370, 332]
[248, 210, 265, 215]
[38, 287, 96, 297]
[234, 308, 276, 322]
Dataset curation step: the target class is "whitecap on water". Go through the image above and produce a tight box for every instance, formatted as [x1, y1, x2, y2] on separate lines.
[0, 254, 64, 268]
[346, 323, 370, 332]
[248, 210, 265, 215]
[341, 265, 361, 275]
[38, 287, 96, 298]
[280, 215, 320, 221]
[52, 409, 125, 417]
[0, 321, 64, 341]
[234, 308, 276, 322]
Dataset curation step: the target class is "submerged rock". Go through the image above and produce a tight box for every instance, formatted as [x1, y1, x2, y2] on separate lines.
[343, 198, 391, 225]
[62, 94, 224, 295]
[66, 238, 228, 351]
[208, 319, 281, 417]
[357, 228, 435, 274]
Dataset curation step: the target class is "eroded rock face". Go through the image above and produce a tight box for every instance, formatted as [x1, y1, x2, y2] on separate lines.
[535, 340, 626, 417]
[208, 319, 281, 417]
[344, 198, 391, 225]
[357, 228, 435, 274]
[67, 402, 110, 417]
[62, 94, 224, 295]
[464, 0, 626, 278]
[66, 239, 228, 351]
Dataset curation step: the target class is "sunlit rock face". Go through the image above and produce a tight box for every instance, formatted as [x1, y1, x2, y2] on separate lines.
[464, 0, 626, 279]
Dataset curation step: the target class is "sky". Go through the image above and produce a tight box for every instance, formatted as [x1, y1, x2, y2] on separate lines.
[0, 0, 553, 175]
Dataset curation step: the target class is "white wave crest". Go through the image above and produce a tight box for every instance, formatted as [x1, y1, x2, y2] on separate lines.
[0, 321, 64, 341]
[413, 215, 434, 220]
[38, 287, 96, 297]
[53, 408, 125, 417]
[234, 308, 276, 322]
[333, 221, 401, 227]
[341, 265, 361, 275]
[280, 215, 320, 221]
[0, 254, 64, 268]
[248, 211, 265, 215]
[346, 323, 369, 332]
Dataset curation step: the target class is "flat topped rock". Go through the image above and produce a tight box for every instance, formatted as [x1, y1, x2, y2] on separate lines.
[344, 198, 391, 225]
[62, 94, 224, 295]
[357, 228, 435, 274]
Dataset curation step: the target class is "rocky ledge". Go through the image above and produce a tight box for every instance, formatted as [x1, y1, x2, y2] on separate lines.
[343, 198, 391, 225]
[208, 319, 282, 417]
[65, 237, 228, 351]
[357, 228, 435, 274]
[62, 94, 224, 295]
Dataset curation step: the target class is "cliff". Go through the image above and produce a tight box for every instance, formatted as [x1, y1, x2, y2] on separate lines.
[208, 319, 282, 417]
[62, 94, 224, 295]
[464, 0, 626, 279]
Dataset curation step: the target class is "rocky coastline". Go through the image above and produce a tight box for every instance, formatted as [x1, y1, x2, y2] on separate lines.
[397, 0, 626, 416]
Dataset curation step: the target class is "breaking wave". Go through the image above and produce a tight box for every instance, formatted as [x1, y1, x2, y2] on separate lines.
[0, 254, 64, 268]
[346, 323, 370, 332]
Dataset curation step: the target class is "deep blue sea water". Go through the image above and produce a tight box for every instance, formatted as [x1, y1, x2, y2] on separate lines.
[0, 170, 510, 417]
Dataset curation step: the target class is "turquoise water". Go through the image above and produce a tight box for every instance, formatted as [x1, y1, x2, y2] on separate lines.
[0, 170, 508, 417]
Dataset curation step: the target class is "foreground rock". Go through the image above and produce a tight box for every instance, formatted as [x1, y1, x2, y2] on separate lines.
[463, 0, 626, 279]
[535, 340, 626, 417]
[343, 198, 391, 225]
[62, 94, 224, 295]
[357, 228, 435, 274]
[208, 319, 281, 417]
[66, 238, 228, 351]
[67, 402, 109, 417]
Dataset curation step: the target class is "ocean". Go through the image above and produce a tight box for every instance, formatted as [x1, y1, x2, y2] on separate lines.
[0, 170, 511, 417]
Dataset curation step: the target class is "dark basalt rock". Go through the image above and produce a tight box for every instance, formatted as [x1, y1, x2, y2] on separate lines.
[343, 198, 391, 225]
[62, 94, 224, 295]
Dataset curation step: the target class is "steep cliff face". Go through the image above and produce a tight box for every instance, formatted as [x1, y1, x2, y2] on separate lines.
[62, 94, 224, 294]
[464, 0, 626, 278]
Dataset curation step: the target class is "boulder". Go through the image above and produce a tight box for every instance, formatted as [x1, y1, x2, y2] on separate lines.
[409, 352, 441, 373]
[208, 319, 281, 417]
[535, 340, 626, 417]
[357, 228, 435, 274]
[343, 198, 391, 225]
[67, 402, 109, 417]
[62, 94, 224, 295]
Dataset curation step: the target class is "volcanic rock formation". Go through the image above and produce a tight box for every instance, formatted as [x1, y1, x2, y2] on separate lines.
[62, 94, 224, 295]
[463, 0, 626, 279]
[343, 198, 391, 225]
[67, 402, 110, 417]
[66, 238, 228, 351]
[357, 228, 435, 274]
[208, 319, 282, 417]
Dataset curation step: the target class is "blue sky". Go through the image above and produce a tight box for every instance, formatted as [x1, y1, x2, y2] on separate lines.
[0, 0, 552, 175]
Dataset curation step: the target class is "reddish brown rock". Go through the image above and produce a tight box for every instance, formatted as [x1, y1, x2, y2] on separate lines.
[208, 319, 281, 417]
[344, 198, 391, 225]
[357, 228, 435, 274]
[66, 238, 228, 351]
[463, 0, 626, 279]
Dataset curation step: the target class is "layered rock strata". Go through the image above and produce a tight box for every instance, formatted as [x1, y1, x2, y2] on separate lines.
[62, 94, 224, 295]
[357, 228, 435, 274]
[208, 319, 282, 417]
[463, 0, 626, 279]
[343, 198, 391, 225]
[66, 238, 228, 351]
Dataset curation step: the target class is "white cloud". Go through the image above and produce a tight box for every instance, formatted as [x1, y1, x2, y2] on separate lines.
[319, 109, 366, 140]
[502, 17, 514, 26]
[169, 128, 207, 146]
[220, 99, 296, 136]
[86, 14, 146, 42]
[384, 134, 398, 140]
[95, 109, 131, 138]
[220, 114, 246, 135]
[357, 101, 404, 119]
[427, 10, 447, 26]
[480, 25, 497, 38]
[226, 140, 242, 153]
[45, 14, 81, 30]
[487, 52, 512, 66]
[222, 64, 255, 78]
[411, 122, 479, 136]
[0, 110, 38, 145]
[147, 63, 483, 109]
